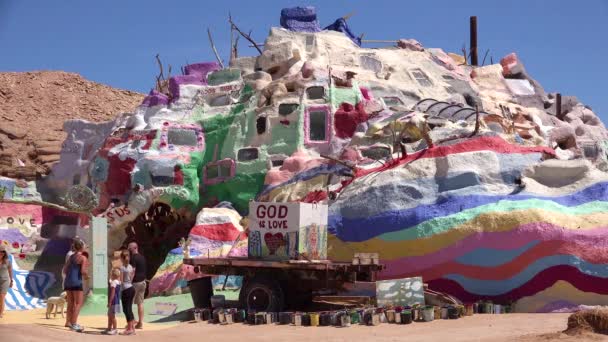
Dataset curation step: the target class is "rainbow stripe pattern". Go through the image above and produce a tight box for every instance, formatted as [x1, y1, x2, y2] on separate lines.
[324, 135, 608, 312]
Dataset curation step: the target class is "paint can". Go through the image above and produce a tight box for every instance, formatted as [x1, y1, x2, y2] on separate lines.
[279, 312, 292, 325]
[309, 313, 320, 326]
[441, 307, 448, 319]
[386, 310, 396, 323]
[349, 310, 361, 325]
[302, 313, 311, 326]
[485, 302, 493, 314]
[504, 304, 512, 313]
[224, 312, 234, 324]
[265, 312, 274, 324]
[434, 306, 441, 320]
[338, 312, 351, 327]
[465, 304, 474, 316]
[447, 306, 459, 319]
[211, 309, 220, 324]
[395, 306, 403, 313]
[234, 309, 246, 323]
[192, 309, 202, 322]
[394, 311, 402, 324]
[320, 312, 332, 326]
[294, 313, 302, 326]
[457, 305, 465, 317]
[473, 302, 479, 314]
[422, 306, 435, 322]
[370, 313, 381, 326]
[494, 304, 502, 314]
[400, 310, 412, 324]
[255, 312, 266, 325]
[247, 312, 256, 325]
[331, 311, 340, 326]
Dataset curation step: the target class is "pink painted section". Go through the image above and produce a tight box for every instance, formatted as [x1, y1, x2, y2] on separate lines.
[264, 150, 326, 186]
[0, 204, 43, 225]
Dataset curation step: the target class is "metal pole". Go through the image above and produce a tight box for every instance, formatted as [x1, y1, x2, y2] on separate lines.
[556, 93, 562, 119]
[470, 16, 478, 66]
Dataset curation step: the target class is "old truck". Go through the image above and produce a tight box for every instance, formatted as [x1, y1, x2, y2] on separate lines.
[183, 202, 384, 312]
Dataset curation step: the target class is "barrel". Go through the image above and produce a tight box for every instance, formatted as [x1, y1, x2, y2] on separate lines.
[247, 312, 256, 325]
[188, 277, 213, 309]
[386, 310, 396, 323]
[349, 310, 360, 324]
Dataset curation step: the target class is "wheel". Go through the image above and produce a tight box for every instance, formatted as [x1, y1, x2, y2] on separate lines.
[239, 276, 284, 312]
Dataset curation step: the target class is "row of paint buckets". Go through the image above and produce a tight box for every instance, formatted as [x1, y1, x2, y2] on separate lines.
[473, 302, 512, 314]
[191, 305, 474, 326]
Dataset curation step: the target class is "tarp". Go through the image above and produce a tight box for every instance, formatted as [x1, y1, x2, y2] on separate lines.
[324, 18, 361, 46]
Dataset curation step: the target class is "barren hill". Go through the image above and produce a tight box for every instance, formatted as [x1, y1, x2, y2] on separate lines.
[0, 71, 144, 179]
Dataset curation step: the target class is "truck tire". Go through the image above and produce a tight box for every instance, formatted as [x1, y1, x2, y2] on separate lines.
[239, 276, 284, 312]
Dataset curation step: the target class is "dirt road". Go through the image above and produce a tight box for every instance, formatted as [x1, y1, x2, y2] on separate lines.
[1, 313, 605, 342]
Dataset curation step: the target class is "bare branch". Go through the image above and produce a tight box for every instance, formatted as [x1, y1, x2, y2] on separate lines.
[207, 28, 225, 69]
[155, 54, 165, 81]
[481, 49, 490, 66]
[229, 15, 263, 54]
[469, 105, 480, 137]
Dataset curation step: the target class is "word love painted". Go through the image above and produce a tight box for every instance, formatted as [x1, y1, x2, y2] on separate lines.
[255, 204, 289, 229]
[0, 217, 37, 228]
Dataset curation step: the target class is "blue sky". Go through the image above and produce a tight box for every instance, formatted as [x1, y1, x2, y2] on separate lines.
[1, 0, 607, 122]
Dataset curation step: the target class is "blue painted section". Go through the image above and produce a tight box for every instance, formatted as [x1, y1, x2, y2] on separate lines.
[4, 255, 56, 311]
[455, 241, 540, 267]
[328, 181, 608, 242]
[257, 163, 350, 198]
[444, 254, 608, 296]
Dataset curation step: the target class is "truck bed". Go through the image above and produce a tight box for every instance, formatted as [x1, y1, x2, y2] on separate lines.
[183, 256, 383, 273]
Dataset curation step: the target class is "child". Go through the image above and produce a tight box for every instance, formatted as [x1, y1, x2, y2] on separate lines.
[103, 268, 121, 335]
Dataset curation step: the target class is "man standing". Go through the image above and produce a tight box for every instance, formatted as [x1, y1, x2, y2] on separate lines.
[128, 242, 146, 329]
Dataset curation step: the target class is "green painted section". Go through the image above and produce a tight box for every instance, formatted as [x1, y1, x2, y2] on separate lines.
[204, 172, 266, 213]
[207, 68, 242, 86]
[330, 84, 360, 106]
[380, 200, 608, 241]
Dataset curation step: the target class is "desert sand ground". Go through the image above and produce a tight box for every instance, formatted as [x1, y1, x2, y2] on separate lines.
[1, 312, 606, 342]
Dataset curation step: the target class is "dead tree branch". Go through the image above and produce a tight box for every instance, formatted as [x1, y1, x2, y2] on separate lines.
[481, 49, 490, 66]
[229, 14, 263, 55]
[469, 105, 480, 137]
[320, 154, 356, 171]
[207, 28, 225, 69]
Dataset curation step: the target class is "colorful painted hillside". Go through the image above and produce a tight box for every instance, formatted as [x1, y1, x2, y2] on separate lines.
[1, 6, 607, 312]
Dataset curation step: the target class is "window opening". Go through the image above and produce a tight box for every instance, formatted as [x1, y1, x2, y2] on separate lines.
[238, 148, 259, 161]
[279, 103, 299, 116]
[167, 128, 198, 146]
[411, 68, 433, 87]
[256, 117, 267, 134]
[306, 86, 325, 100]
[309, 110, 327, 141]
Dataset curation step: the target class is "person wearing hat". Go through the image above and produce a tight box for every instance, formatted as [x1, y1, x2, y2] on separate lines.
[0, 244, 14, 318]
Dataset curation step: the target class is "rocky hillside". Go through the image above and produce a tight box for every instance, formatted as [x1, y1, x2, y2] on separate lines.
[0, 71, 144, 180]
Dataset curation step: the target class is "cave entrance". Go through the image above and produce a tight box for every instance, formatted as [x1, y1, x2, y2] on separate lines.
[123, 202, 195, 282]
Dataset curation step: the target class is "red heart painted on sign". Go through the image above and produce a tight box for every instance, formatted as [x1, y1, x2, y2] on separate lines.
[264, 232, 285, 255]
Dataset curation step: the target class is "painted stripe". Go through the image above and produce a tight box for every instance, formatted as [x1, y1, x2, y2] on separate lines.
[329, 183, 608, 242]
[379, 226, 608, 279]
[455, 241, 541, 267]
[327, 209, 608, 260]
[428, 265, 608, 302]
[190, 222, 241, 241]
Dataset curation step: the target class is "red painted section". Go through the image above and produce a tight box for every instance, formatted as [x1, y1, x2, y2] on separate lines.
[190, 223, 241, 242]
[334, 102, 369, 139]
[428, 265, 608, 303]
[105, 155, 137, 196]
[173, 165, 184, 185]
[301, 190, 328, 203]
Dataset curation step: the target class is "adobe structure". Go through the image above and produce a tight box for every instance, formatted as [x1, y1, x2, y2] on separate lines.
[1, 6, 607, 313]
